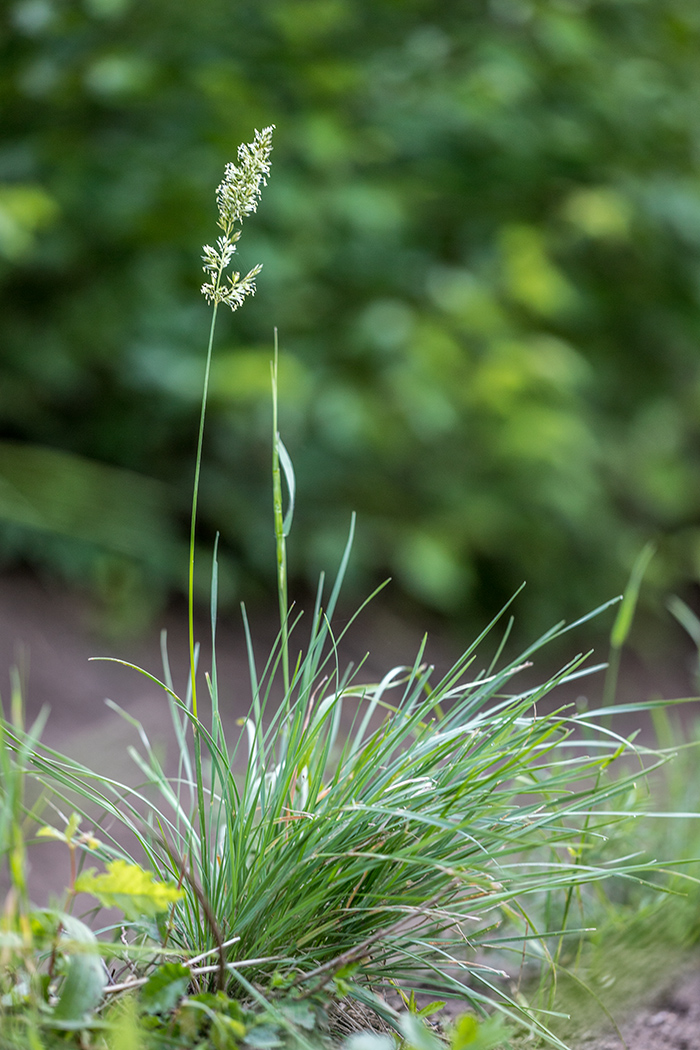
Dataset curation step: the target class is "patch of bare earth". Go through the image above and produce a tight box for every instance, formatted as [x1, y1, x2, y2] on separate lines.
[568, 966, 700, 1050]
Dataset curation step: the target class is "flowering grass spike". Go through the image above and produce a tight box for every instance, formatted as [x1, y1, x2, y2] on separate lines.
[201, 125, 274, 310]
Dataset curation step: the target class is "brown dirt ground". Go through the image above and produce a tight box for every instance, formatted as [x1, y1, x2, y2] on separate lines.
[571, 966, 700, 1050]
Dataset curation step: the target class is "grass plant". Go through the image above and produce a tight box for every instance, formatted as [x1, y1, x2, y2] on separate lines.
[0, 128, 697, 1050]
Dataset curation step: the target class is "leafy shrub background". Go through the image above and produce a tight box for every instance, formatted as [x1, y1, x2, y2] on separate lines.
[2, 0, 700, 639]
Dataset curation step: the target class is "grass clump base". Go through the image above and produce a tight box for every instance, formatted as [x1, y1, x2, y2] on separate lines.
[3, 591, 686, 1050]
[0, 128, 696, 1050]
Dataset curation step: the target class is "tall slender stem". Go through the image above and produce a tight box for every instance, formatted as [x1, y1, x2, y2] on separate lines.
[188, 302, 218, 871]
[191, 126, 273, 894]
[271, 336, 290, 697]
[189, 303, 218, 720]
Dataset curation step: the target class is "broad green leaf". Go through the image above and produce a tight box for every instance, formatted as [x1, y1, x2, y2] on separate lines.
[74, 859, 182, 919]
[51, 912, 107, 1022]
[279, 1000, 317, 1030]
[243, 1023, 284, 1048]
[141, 962, 191, 1014]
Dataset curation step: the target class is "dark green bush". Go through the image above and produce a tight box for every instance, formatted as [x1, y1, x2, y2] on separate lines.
[2, 0, 700, 639]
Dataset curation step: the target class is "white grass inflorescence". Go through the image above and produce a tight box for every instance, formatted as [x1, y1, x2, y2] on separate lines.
[201, 124, 274, 311]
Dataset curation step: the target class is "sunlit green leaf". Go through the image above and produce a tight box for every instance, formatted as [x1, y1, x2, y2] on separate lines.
[74, 860, 182, 919]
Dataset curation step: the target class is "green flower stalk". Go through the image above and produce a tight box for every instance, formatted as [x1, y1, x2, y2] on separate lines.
[188, 128, 273, 866]
[190, 126, 274, 722]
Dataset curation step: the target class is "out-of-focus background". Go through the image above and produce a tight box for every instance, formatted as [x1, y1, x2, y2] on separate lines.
[2, 0, 700, 659]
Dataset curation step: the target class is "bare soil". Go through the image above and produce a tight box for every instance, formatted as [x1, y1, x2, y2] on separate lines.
[572, 966, 700, 1050]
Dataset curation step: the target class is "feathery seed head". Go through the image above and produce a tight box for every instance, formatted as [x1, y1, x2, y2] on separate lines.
[201, 125, 274, 310]
[216, 126, 274, 229]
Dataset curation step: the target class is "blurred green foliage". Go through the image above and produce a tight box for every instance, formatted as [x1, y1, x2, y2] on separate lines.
[2, 0, 700, 639]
